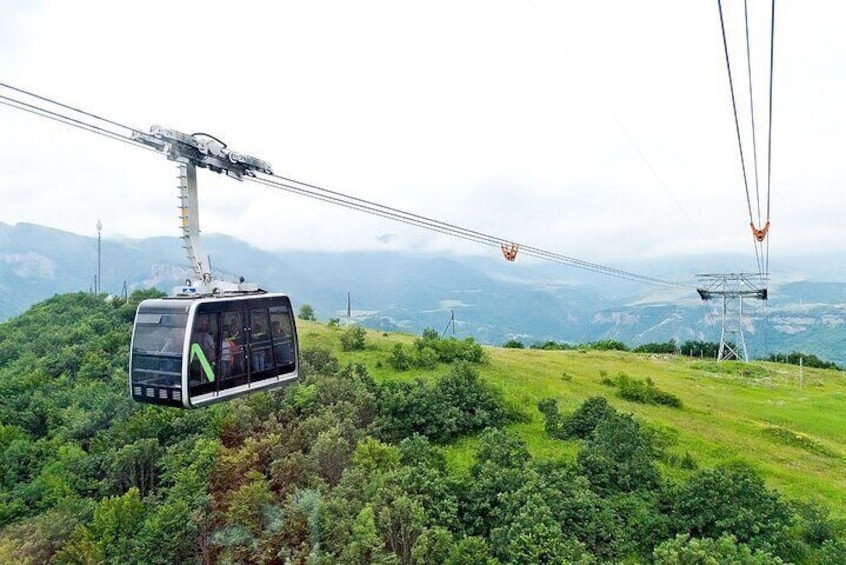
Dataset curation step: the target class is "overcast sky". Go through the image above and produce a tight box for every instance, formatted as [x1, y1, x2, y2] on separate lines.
[1, 1, 843, 276]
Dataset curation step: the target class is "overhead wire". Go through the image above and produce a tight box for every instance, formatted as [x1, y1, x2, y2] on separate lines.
[716, 0, 766, 277]
[253, 173, 690, 288]
[0, 80, 142, 135]
[743, 0, 762, 228]
[0, 80, 693, 290]
[765, 0, 776, 274]
[0, 94, 157, 153]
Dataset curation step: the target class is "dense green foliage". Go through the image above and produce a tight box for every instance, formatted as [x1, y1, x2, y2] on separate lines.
[768, 351, 841, 370]
[529, 340, 574, 350]
[0, 293, 844, 563]
[388, 328, 484, 371]
[339, 325, 367, 351]
[297, 303, 316, 321]
[374, 362, 519, 444]
[611, 374, 683, 408]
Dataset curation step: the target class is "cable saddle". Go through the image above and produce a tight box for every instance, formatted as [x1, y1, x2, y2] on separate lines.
[131, 126, 273, 180]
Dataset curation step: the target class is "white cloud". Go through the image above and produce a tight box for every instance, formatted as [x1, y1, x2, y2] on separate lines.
[0, 0, 843, 276]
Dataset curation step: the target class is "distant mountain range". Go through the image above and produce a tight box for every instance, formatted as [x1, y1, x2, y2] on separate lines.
[1, 221, 844, 364]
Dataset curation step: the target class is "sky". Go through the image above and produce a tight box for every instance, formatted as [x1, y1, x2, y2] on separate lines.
[0, 1, 843, 279]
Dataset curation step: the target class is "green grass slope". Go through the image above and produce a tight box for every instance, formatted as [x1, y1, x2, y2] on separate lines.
[305, 320, 846, 517]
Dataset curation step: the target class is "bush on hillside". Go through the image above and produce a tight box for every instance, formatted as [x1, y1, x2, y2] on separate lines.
[768, 351, 840, 370]
[588, 340, 630, 352]
[374, 362, 517, 443]
[537, 398, 567, 440]
[564, 396, 618, 439]
[654, 534, 785, 564]
[634, 340, 678, 354]
[577, 412, 661, 495]
[339, 325, 366, 351]
[388, 328, 485, 371]
[667, 462, 794, 555]
[615, 374, 683, 408]
[530, 341, 574, 351]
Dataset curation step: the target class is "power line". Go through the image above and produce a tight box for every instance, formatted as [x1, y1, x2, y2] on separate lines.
[765, 0, 776, 274]
[743, 0, 762, 228]
[0, 80, 141, 135]
[253, 173, 691, 288]
[0, 80, 693, 290]
[0, 94, 156, 153]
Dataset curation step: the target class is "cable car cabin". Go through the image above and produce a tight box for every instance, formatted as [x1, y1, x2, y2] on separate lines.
[130, 293, 299, 408]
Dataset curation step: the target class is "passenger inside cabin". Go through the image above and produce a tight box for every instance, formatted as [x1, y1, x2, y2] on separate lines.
[225, 321, 244, 376]
[251, 322, 267, 372]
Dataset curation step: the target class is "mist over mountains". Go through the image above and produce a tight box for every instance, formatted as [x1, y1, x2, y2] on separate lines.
[1, 222, 844, 364]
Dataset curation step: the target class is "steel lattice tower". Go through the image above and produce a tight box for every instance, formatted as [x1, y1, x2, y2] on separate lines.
[696, 273, 768, 362]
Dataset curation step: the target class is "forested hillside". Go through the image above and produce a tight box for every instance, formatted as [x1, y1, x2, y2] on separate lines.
[0, 293, 844, 563]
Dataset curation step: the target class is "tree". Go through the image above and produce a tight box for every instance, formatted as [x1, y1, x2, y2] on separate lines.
[654, 534, 785, 564]
[577, 413, 660, 495]
[669, 463, 793, 556]
[489, 492, 590, 565]
[461, 429, 531, 537]
[341, 505, 396, 564]
[298, 304, 316, 321]
[56, 488, 146, 564]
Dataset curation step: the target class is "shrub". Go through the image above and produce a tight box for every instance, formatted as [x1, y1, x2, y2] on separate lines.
[668, 462, 794, 555]
[588, 340, 630, 352]
[387, 329, 486, 371]
[634, 340, 678, 354]
[654, 534, 785, 564]
[339, 326, 366, 351]
[414, 328, 484, 364]
[374, 363, 514, 443]
[502, 339, 524, 349]
[301, 346, 341, 376]
[388, 344, 411, 371]
[577, 413, 661, 494]
[412, 346, 439, 370]
[768, 351, 840, 370]
[563, 396, 617, 439]
[530, 341, 574, 350]
[537, 399, 567, 440]
[616, 375, 682, 409]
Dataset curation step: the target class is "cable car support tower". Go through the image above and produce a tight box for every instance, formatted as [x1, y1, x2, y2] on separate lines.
[132, 126, 273, 296]
[696, 273, 767, 362]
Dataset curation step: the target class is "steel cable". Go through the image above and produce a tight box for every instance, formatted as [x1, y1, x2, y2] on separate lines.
[0, 80, 693, 289]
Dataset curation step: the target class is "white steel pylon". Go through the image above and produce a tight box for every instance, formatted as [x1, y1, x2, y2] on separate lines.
[696, 273, 768, 362]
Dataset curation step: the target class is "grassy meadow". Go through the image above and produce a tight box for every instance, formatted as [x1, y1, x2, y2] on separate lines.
[300, 319, 846, 517]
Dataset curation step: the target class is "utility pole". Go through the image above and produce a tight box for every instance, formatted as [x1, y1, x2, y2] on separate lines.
[96, 219, 102, 295]
[696, 273, 768, 362]
[442, 309, 456, 338]
[799, 356, 804, 389]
